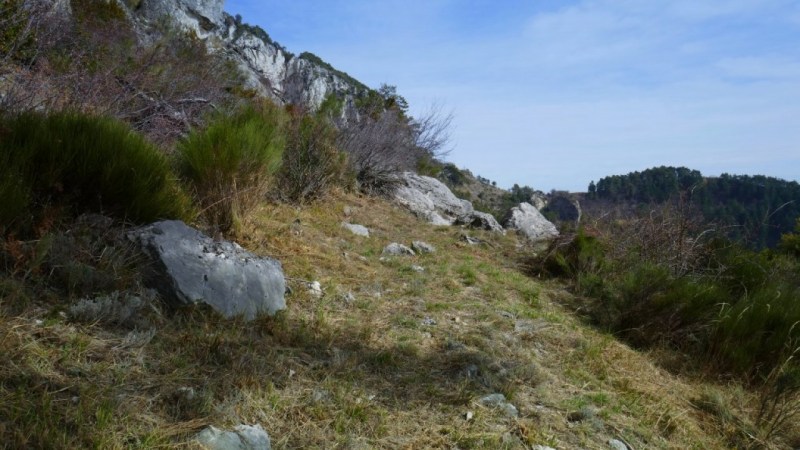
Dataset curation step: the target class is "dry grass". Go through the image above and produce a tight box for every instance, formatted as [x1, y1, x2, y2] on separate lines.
[1, 190, 796, 448]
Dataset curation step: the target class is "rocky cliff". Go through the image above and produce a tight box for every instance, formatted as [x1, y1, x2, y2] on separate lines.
[131, 0, 369, 115]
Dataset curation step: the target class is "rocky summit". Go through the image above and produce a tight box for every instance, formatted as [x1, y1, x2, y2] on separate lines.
[133, 0, 368, 116]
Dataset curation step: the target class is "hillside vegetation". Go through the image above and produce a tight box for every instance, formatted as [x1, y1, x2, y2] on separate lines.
[5, 190, 798, 449]
[587, 166, 800, 249]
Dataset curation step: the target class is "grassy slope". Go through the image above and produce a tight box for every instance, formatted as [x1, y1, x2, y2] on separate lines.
[2, 191, 769, 449]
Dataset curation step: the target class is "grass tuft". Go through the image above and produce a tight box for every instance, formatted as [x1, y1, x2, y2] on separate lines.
[0, 111, 192, 236]
[177, 102, 286, 234]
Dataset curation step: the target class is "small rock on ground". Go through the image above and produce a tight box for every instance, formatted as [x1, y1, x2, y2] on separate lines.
[411, 240, 436, 253]
[608, 438, 629, 450]
[479, 393, 519, 417]
[307, 281, 323, 298]
[460, 234, 482, 245]
[479, 393, 507, 406]
[341, 222, 369, 237]
[382, 243, 415, 256]
[195, 424, 271, 450]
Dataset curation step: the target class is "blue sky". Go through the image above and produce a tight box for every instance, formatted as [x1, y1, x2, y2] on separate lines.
[226, 0, 800, 192]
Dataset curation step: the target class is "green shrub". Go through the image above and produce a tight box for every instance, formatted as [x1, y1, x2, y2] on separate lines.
[0, 112, 191, 236]
[536, 229, 605, 281]
[177, 103, 287, 233]
[439, 163, 466, 186]
[608, 265, 726, 348]
[416, 154, 442, 178]
[534, 222, 800, 382]
[274, 108, 351, 203]
[713, 282, 800, 377]
[70, 0, 128, 25]
[780, 219, 800, 257]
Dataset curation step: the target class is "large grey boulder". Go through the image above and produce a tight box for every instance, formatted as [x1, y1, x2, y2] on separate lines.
[505, 202, 559, 241]
[129, 220, 285, 320]
[457, 210, 504, 234]
[195, 424, 271, 450]
[394, 172, 503, 232]
[394, 172, 472, 225]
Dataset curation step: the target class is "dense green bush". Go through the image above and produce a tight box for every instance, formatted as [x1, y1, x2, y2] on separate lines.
[713, 279, 800, 376]
[0, 112, 191, 236]
[780, 219, 800, 257]
[274, 107, 351, 203]
[177, 103, 286, 233]
[533, 218, 800, 382]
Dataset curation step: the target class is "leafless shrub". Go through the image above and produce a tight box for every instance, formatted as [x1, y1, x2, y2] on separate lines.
[0, 0, 48, 65]
[411, 102, 453, 160]
[337, 109, 418, 194]
[337, 105, 453, 195]
[588, 196, 717, 277]
[1, 1, 238, 145]
[0, 0, 64, 112]
[274, 107, 352, 203]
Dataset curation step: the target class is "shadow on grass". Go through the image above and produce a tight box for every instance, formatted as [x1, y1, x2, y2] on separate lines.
[156, 306, 522, 410]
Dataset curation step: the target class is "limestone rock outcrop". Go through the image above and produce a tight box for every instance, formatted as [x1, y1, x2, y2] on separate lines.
[129, 220, 285, 320]
[131, 0, 368, 116]
[394, 172, 504, 232]
[504, 203, 559, 241]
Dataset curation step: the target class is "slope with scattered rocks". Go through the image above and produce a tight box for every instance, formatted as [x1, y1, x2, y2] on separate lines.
[2, 191, 761, 449]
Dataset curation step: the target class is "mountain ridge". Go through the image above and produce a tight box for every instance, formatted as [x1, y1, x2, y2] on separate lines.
[131, 0, 370, 116]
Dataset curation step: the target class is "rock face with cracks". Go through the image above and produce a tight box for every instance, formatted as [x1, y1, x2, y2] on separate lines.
[129, 220, 285, 320]
[131, 0, 368, 117]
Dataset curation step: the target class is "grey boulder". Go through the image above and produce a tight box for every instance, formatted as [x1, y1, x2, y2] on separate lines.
[411, 241, 436, 254]
[479, 393, 519, 417]
[382, 243, 415, 256]
[457, 210, 504, 234]
[608, 439, 629, 450]
[341, 222, 370, 237]
[394, 172, 503, 232]
[394, 172, 472, 225]
[195, 424, 271, 450]
[129, 220, 285, 320]
[504, 202, 559, 241]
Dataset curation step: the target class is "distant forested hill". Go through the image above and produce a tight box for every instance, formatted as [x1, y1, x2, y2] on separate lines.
[586, 166, 800, 248]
